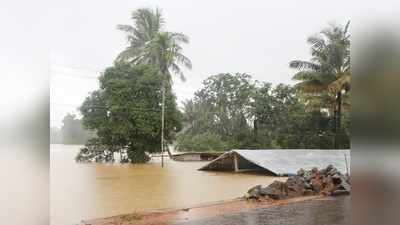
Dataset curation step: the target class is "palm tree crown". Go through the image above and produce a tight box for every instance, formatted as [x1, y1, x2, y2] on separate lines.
[289, 21, 350, 148]
[290, 21, 350, 105]
[116, 8, 192, 82]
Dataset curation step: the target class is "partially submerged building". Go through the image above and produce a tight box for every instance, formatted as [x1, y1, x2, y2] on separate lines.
[199, 149, 350, 176]
[172, 152, 222, 161]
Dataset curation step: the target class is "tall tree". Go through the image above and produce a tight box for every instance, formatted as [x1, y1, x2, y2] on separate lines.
[179, 73, 256, 149]
[289, 21, 350, 148]
[116, 8, 192, 163]
[78, 64, 182, 163]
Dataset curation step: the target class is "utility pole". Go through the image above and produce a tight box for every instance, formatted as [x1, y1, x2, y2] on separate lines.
[344, 153, 349, 175]
[161, 83, 165, 167]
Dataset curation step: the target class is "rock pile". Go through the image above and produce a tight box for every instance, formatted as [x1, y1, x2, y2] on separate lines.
[246, 165, 350, 200]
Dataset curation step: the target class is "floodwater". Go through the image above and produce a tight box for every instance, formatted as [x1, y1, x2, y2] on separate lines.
[50, 145, 281, 225]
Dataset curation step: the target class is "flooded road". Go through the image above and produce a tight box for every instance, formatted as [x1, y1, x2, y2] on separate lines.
[176, 196, 350, 225]
[51, 145, 282, 225]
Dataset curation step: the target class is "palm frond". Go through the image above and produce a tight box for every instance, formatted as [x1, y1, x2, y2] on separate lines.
[132, 8, 164, 40]
[116, 46, 144, 63]
[294, 80, 325, 93]
[171, 63, 185, 81]
[343, 20, 350, 36]
[174, 52, 192, 69]
[327, 73, 350, 94]
[289, 60, 320, 71]
[307, 36, 326, 51]
[169, 32, 190, 44]
[292, 71, 321, 81]
[117, 24, 135, 33]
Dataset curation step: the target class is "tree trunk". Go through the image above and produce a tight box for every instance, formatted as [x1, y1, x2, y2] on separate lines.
[161, 83, 165, 167]
[254, 119, 258, 141]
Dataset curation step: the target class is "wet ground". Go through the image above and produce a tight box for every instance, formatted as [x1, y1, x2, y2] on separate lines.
[84, 196, 350, 225]
[175, 196, 350, 225]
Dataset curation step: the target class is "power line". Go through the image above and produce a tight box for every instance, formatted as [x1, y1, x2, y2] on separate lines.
[51, 64, 102, 74]
[50, 71, 100, 80]
[51, 102, 164, 113]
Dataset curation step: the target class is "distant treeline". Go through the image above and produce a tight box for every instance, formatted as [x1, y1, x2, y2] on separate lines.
[51, 114, 95, 145]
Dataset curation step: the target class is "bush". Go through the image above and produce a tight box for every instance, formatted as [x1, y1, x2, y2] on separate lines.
[176, 132, 227, 152]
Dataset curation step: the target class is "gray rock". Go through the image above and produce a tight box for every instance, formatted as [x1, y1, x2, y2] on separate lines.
[331, 189, 350, 196]
[327, 167, 338, 176]
[310, 178, 322, 193]
[331, 174, 351, 192]
[297, 168, 305, 177]
[338, 180, 351, 192]
[345, 173, 351, 184]
[286, 176, 306, 197]
[322, 175, 335, 196]
[260, 181, 288, 199]
[326, 164, 334, 172]
[304, 181, 312, 190]
[247, 185, 262, 199]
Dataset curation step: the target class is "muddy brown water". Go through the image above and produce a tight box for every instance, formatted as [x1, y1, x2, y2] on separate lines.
[50, 145, 283, 225]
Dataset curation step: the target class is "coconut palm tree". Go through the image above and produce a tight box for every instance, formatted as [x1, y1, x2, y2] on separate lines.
[289, 21, 350, 148]
[116, 8, 192, 164]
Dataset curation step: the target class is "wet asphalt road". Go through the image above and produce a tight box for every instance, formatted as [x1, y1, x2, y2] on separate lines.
[175, 196, 350, 225]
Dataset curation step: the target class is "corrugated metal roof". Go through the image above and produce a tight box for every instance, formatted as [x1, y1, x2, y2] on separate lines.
[199, 149, 350, 175]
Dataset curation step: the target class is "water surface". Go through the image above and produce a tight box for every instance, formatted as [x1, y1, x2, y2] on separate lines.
[50, 145, 280, 225]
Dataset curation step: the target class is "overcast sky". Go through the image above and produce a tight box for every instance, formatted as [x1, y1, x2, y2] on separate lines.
[45, 0, 398, 127]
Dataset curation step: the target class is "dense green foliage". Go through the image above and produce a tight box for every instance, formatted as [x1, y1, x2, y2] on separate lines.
[176, 73, 348, 151]
[252, 83, 335, 149]
[176, 131, 227, 152]
[77, 64, 182, 163]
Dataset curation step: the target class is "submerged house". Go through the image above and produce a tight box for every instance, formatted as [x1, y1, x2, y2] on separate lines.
[172, 152, 222, 161]
[199, 149, 350, 176]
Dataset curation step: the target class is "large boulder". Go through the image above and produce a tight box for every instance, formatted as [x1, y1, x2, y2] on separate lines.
[297, 168, 305, 177]
[247, 185, 262, 199]
[332, 173, 351, 192]
[320, 175, 336, 196]
[260, 181, 288, 199]
[286, 176, 306, 197]
[310, 176, 323, 193]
